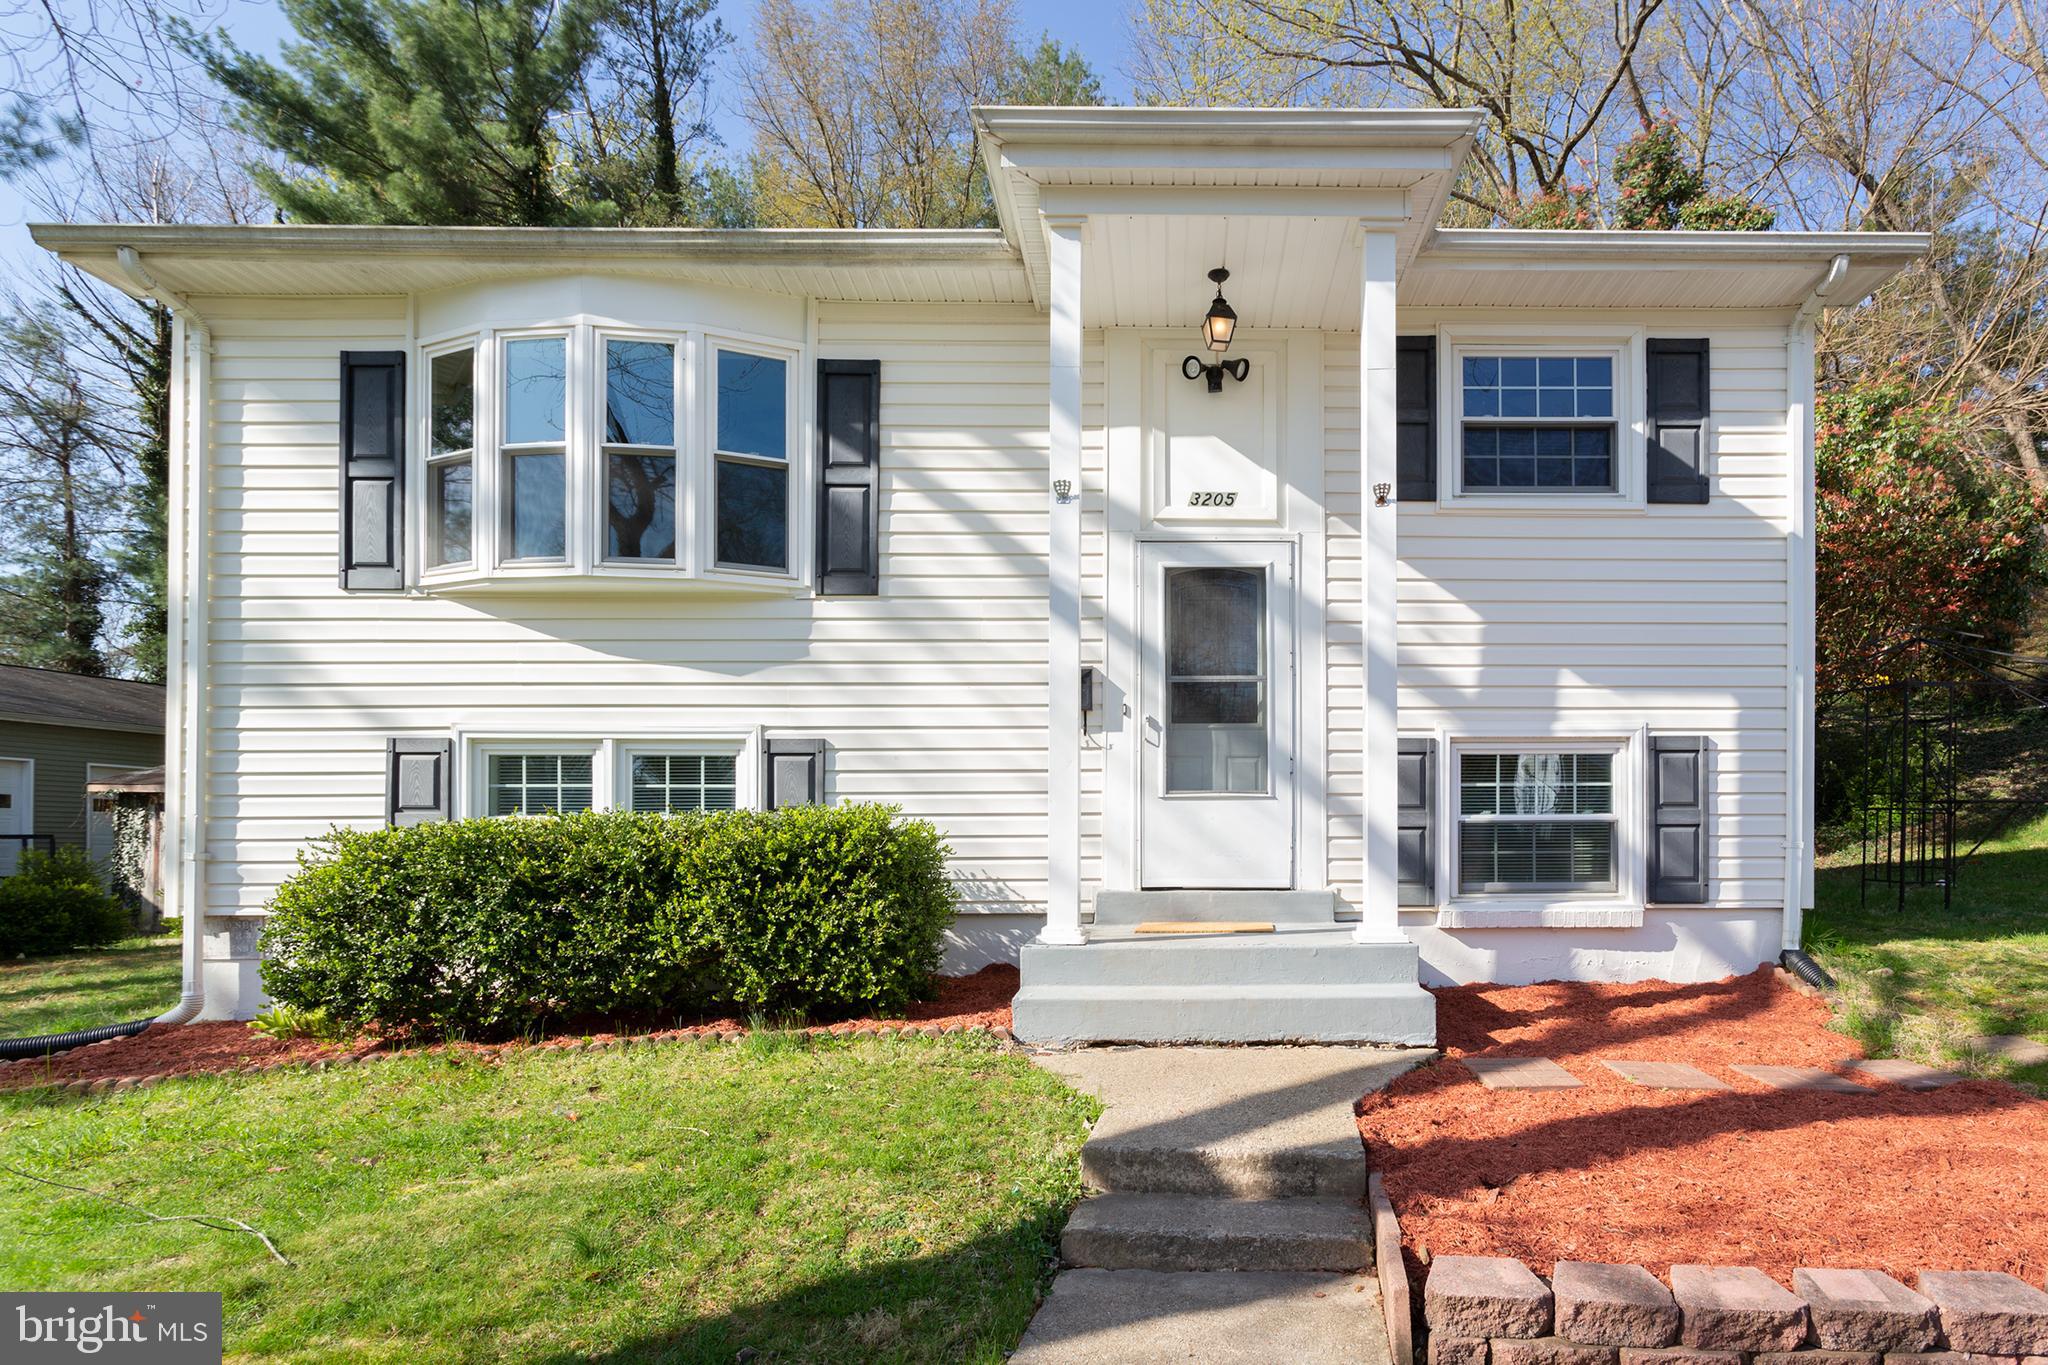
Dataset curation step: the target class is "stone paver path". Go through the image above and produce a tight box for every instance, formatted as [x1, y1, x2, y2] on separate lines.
[1844, 1058, 1965, 1090]
[1973, 1034, 2048, 1066]
[1600, 1060, 1730, 1091]
[1729, 1064, 1870, 1094]
[1460, 1056, 1582, 1090]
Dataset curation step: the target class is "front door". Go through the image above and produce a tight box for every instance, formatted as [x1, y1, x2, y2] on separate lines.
[0, 759, 27, 878]
[1139, 540, 1296, 888]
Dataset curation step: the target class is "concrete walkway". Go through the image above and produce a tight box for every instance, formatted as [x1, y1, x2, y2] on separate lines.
[1015, 1046, 1432, 1364]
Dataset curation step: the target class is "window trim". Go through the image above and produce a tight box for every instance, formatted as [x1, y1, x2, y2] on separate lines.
[411, 315, 807, 592]
[1436, 325, 1648, 512]
[1433, 728, 1647, 924]
[458, 730, 760, 818]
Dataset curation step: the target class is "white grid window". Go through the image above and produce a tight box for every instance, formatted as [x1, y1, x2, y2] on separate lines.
[629, 753, 738, 813]
[488, 753, 594, 816]
[1457, 751, 1618, 894]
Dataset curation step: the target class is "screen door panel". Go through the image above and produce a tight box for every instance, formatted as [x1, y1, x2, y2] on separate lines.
[1139, 542, 1295, 889]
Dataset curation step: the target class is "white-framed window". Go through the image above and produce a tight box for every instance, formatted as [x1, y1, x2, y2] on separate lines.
[484, 746, 596, 816]
[425, 342, 477, 568]
[1441, 329, 1642, 506]
[1454, 744, 1623, 895]
[710, 343, 793, 573]
[415, 322, 799, 588]
[464, 735, 755, 817]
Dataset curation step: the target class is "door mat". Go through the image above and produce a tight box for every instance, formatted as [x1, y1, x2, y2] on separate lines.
[1132, 921, 1275, 934]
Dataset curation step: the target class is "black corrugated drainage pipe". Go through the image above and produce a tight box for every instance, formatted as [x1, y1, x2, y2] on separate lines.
[0, 1018, 153, 1062]
[1780, 949, 1837, 991]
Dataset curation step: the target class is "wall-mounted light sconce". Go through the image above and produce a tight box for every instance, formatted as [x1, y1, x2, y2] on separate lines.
[1052, 478, 1076, 503]
[1373, 482, 1393, 508]
[1183, 267, 1251, 393]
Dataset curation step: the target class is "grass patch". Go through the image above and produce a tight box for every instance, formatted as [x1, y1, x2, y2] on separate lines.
[0, 1034, 1096, 1362]
[1810, 809, 2048, 1090]
[0, 935, 181, 1038]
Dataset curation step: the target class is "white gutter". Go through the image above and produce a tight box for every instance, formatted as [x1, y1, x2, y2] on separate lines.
[116, 246, 212, 1026]
[1782, 252, 1850, 954]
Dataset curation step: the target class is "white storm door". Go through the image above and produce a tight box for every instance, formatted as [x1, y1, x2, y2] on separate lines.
[1139, 541, 1296, 889]
[0, 759, 27, 878]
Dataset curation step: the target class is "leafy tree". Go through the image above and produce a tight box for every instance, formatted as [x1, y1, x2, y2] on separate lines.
[561, 0, 734, 225]
[1815, 377, 2048, 688]
[1613, 120, 1773, 229]
[185, 0, 612, 226]
[1002, 35, 1104, 105]
[0, 307, 140, 676]
[740, 0, 1014, 229]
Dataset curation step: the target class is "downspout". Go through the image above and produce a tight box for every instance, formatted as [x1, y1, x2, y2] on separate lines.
[116, 246, 212, 1026]
[1781, 252, 1848, 970]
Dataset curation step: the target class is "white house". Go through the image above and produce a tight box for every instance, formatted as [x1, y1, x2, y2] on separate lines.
[34, 106, 1926, 1043]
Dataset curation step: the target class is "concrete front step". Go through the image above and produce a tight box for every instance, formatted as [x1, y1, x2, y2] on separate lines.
[1023, 927, 1424, 989]
[1012, 981, 1438, 1046]
[1093, 889, 1341, 925]
[1012, 1269, 1390, 1364]
[1082, 1132, 1370, 1200]
[1062, 1192, 1374, 1272]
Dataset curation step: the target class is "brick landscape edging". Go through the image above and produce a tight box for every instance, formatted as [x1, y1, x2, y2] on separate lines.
[0, 1022, 1017, 1095]
[1422, 1256, 2048, 1365]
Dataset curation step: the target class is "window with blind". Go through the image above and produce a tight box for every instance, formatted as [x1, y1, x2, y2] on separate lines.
[1457, 750, 1618, 894]
[628, 753, 738, 813]
[488, 753, 594, 816]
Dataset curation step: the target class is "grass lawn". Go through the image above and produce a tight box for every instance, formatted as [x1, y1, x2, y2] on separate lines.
[0, 1033, 1096, 1363]
[1809, 809, 2048, 1090]
[1, 934, 182, 1038]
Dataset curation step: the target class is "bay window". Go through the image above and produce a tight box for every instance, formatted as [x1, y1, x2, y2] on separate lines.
[417, 322, 798, 586]
[713, 348, 790, 572]
[427, 347, 475, 567]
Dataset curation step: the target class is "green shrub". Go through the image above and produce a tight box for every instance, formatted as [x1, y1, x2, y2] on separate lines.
[260, 805, 956, 1035]
[0, 847, 131, 957]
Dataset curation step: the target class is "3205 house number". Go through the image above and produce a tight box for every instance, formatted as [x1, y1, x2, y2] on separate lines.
[1188, 491, 1238, 507]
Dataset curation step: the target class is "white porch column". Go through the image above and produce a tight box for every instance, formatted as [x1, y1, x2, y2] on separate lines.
[1041, 213, 1087, 945]
[1355, 227, 1403, 943]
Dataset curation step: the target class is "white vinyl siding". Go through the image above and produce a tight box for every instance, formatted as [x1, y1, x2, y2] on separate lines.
[196, 297, 1053, 927]
[1326, 315, 1794, 919]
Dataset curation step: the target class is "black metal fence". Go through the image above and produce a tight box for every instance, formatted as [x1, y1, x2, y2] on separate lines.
[1819, 641, 2048, 911]
[0, 832, 58, 873]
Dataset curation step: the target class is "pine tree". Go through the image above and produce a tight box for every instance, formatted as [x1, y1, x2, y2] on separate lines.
[185, 0, 613, 226]
[1000, 35, 1104, 106]
[0, 308, 136, 677]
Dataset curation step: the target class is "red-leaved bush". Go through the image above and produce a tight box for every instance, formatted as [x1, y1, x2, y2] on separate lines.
[1816, 377, 2047, 688]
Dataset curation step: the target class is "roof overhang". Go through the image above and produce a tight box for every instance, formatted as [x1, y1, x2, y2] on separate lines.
[29, 223, 1032, 304]
[1404, 228, 1931, 310]
[973, 105, 1484, 318]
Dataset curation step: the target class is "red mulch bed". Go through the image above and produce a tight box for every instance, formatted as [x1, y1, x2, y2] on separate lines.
[0, 965, 1018, 1092]
[1361, 968, 2048, 1283]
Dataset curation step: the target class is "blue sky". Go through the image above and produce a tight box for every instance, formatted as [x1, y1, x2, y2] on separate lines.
[1, 0, 1138, 271]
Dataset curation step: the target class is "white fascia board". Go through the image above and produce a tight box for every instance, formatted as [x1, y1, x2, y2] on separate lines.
[29, 222, 1016, 261]
[971, 105, 1485, 149]
[1423, 227, 1931, 267]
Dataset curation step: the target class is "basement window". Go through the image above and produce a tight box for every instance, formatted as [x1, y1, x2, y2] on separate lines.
[1456, 748, 1620, 894]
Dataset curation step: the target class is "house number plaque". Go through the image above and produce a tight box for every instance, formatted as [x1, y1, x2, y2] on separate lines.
[1187, 492, 1239, 507]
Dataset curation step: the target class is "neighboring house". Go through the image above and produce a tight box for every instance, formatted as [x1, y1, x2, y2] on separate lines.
[34, 107, 1926, 1040]
[0, 664, 166, 879]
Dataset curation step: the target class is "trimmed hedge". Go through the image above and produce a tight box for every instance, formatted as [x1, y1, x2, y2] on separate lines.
[0, 847, 131, 958]
[260, 805, 955, 1034]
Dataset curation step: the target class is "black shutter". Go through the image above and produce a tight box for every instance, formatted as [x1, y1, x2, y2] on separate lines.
[1646, 338, 1710, 505]
[1647, 734, 1708, 903]
[817, 359, 881, 595]
[339, 351, 406, 590]
[1396, 737, 1436, 906]
[387, 738, 453, 826]
[764, 738, 827, 809]
[1395, 336, 1437, 503]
